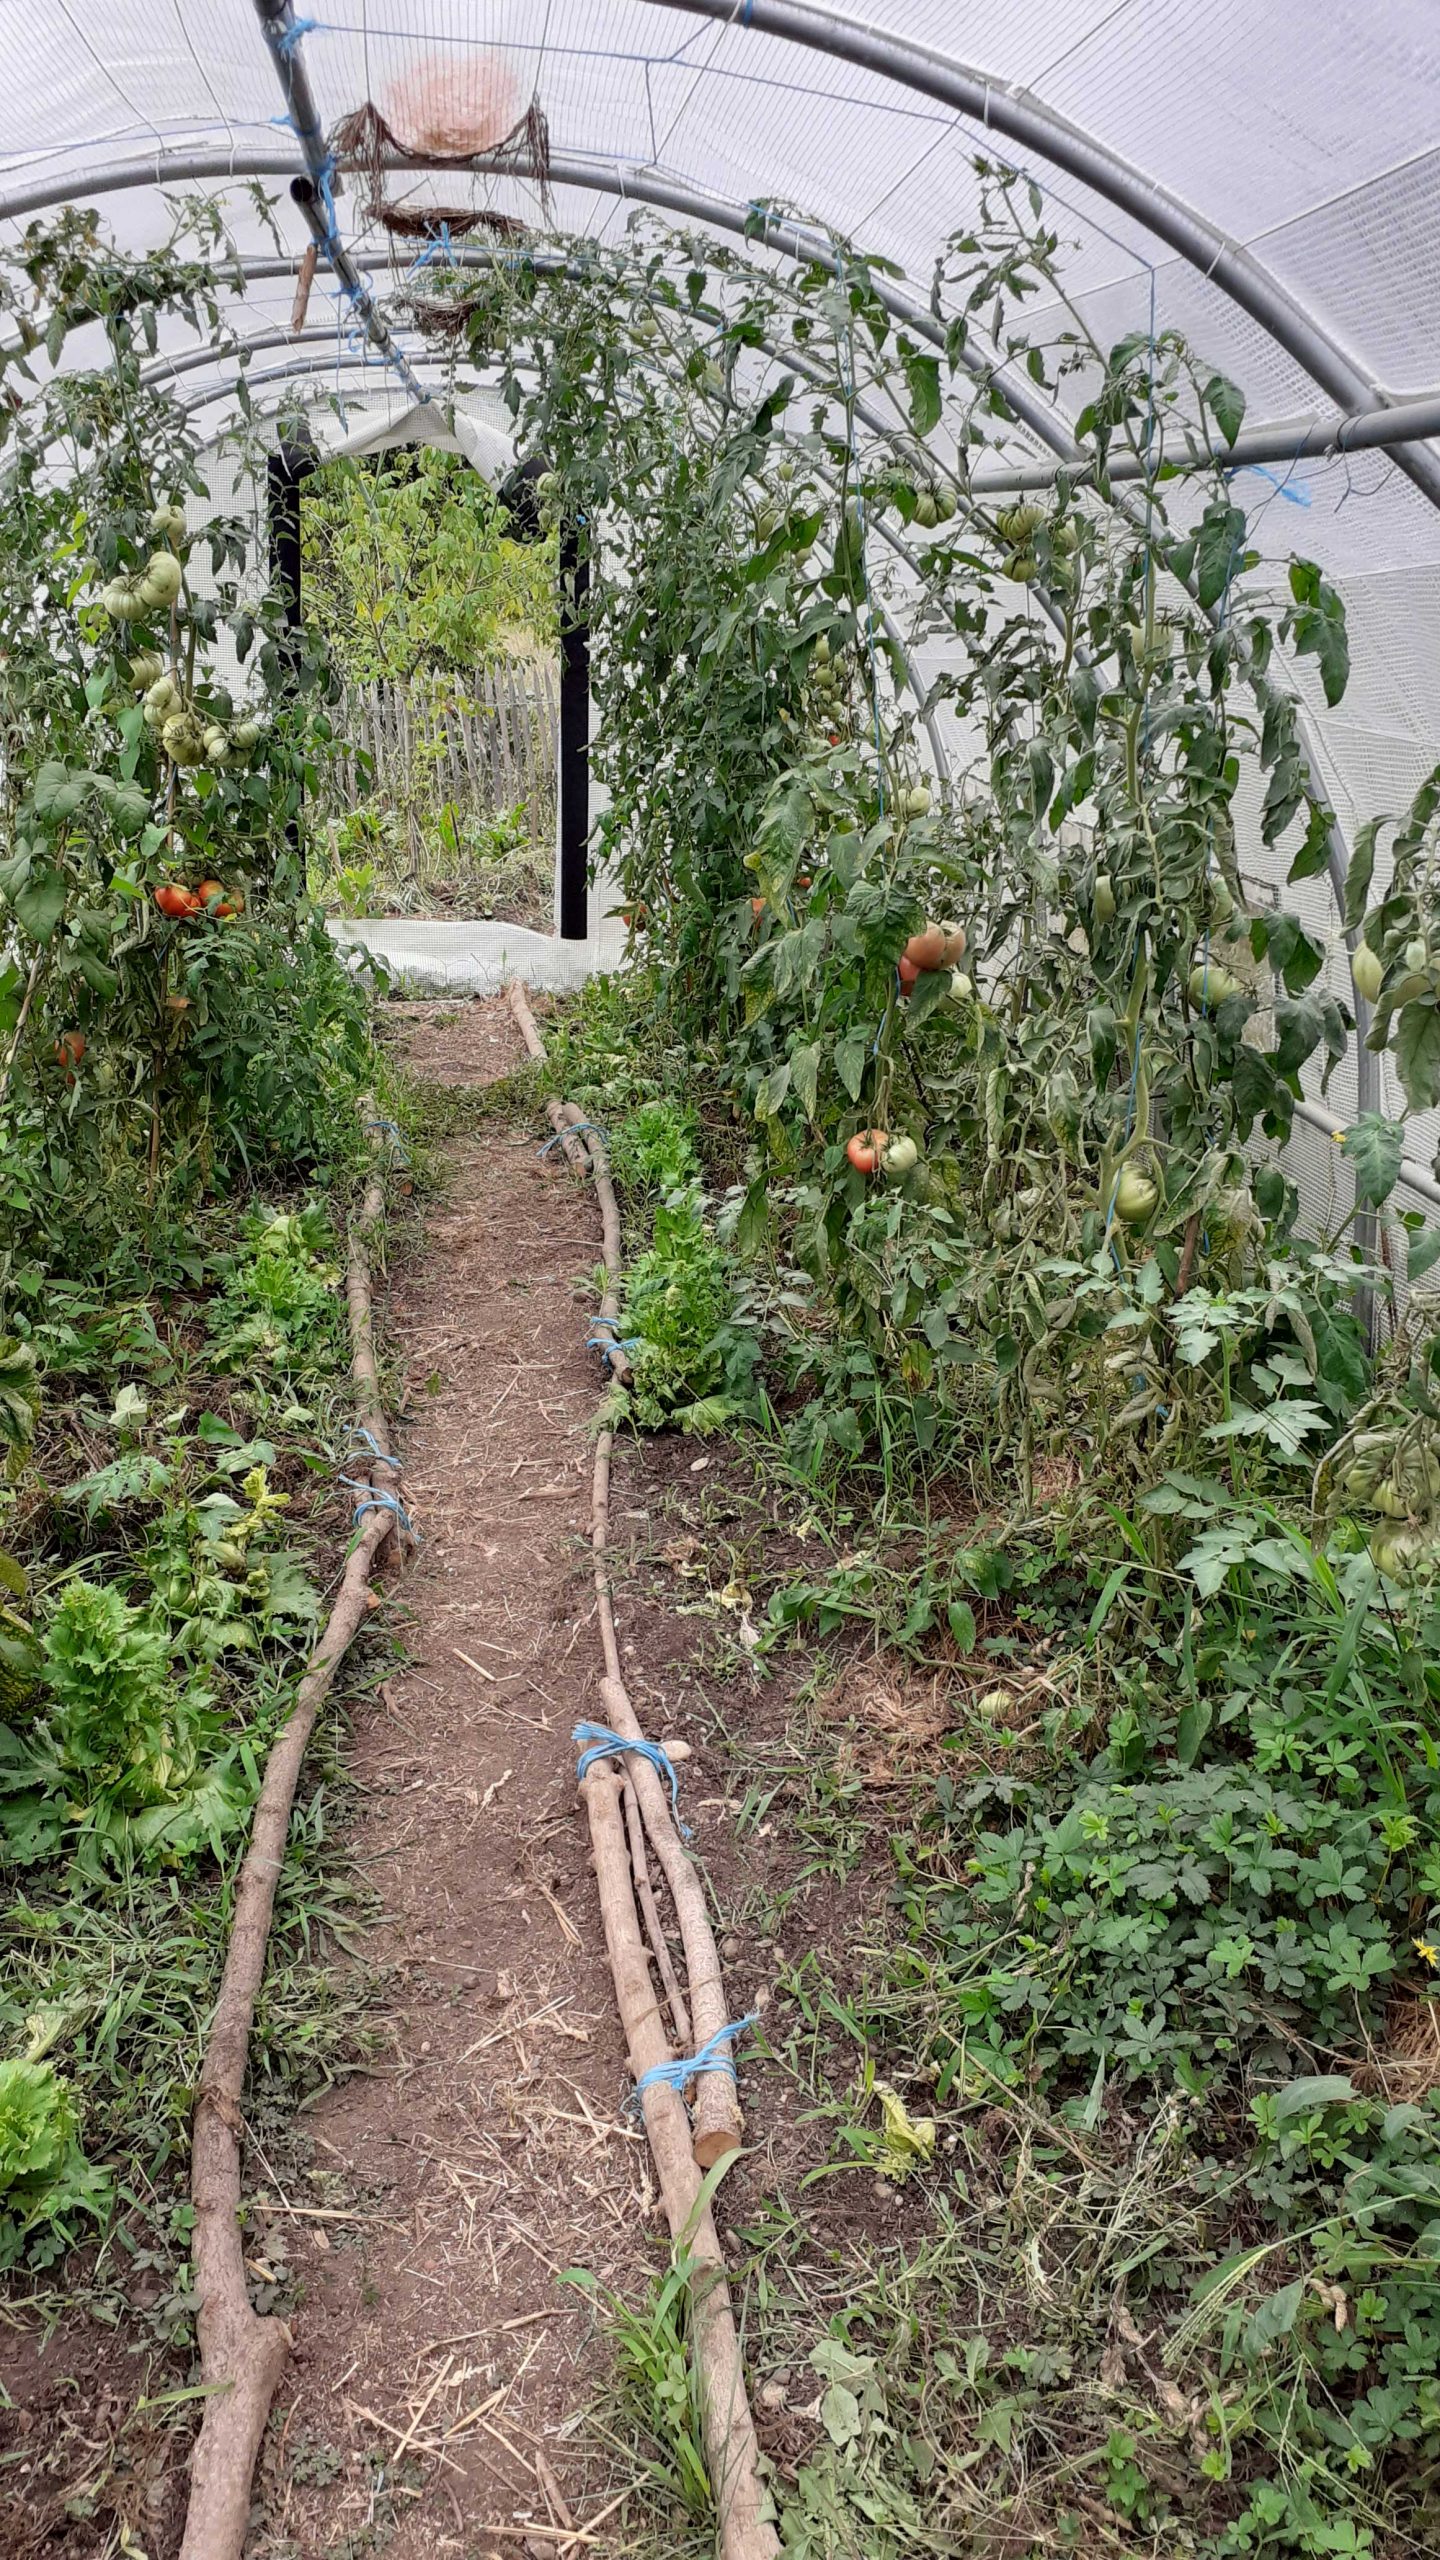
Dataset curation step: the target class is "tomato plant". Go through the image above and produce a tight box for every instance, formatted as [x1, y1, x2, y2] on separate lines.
[0, 204, 372, 1273]
[406, 174, 1438, 1489]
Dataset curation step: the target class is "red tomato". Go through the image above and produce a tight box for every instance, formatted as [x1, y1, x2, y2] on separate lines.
[904, 925, 948, 972]
[155, 883, 198, 919]
[897, 956, 921, 993]
[196, 878, 226, 906]
[54, 1030, 86, 1068]
[846, 1128, 887, 1174]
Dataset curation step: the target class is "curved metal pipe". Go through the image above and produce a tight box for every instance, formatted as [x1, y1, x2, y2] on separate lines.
[14, 143, 1440, 497]
[0, 143, 1071, 460]
[177, 344, 954, 784]
[224, 251, 1440, 479]
[641, 0, 1440, 516]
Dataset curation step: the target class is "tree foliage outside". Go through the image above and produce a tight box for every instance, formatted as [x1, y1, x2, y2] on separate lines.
[300, 444, 556, 685]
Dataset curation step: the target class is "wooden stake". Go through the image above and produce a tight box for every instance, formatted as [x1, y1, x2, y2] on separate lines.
[509, 979, 771, 2540]
[623, 1770, 692, 2050]
[290, 241, 318, 334]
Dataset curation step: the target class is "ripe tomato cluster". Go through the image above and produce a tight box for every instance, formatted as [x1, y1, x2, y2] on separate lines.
[154, 879, 242, 922]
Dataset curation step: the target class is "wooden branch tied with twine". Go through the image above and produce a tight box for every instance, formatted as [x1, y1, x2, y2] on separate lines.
[180, 1111, 410, 2560]
[508, 978, 776, 2559]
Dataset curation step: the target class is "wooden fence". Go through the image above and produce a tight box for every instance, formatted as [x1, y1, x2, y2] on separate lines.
[326, 659, 559, 836]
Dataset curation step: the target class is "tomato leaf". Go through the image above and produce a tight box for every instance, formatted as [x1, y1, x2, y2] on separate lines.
[1395, 1001, 1440, 1112]
[789, 1042, 820, 1121]
[902, 351, 941, 437]
[1195, 499, 1247, 610]
[1203, 371, 1246, 448]
[13, 866, 66, 944]
[1343, 818, 1381, 931]
[1409, 1225, 1440, 1282]
[834, 1027, 868, 1102]
[946, 1599, 977, 1653]
[1342, 1112, 1404, 1207]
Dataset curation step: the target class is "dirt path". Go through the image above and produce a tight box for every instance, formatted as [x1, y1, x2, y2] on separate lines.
[268, 997, 648, 2557]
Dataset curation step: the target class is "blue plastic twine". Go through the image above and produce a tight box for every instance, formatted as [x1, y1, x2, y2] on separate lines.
[342, 1483, 417, 1537]
[276, 15, 320, 59]
[573, 1722, 691, 1837]
[630, 2012, 761, 2110]
[365, 1115, 410, 1165]
[540, 1119, 611, 1157]
[349, 1425, 401, 1471]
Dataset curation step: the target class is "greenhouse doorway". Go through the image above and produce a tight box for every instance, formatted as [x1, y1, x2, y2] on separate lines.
[265, 397, 611, 991]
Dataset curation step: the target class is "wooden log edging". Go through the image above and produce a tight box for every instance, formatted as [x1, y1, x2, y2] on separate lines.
[507, 977, 777, 2559]
[179, 1123, 409, 2560]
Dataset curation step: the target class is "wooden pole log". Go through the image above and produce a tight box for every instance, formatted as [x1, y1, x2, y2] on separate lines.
[588, 1430, 741, 2164]
[179, 1115, 407, 2560]
[507, 979, 768, 2521]
[581, 1760, 779, 2560]
[623, 1769, 692, 2050]
[183, 1507, 393, 2560]
[509, 982, 742, 2159]
[594, 1663, 743, 2168]
[506, 982, 591, 1175]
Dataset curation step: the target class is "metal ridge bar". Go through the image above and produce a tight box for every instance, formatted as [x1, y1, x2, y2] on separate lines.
[638, 0, 1440, 517]
[969, 393, 1440, 490]
[250, 0, 430, 406]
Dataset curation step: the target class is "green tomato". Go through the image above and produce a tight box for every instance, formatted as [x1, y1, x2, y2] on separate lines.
[162, 713, 206, 766]
[881, 1134, 920, 1178]
[913, 488, 939, 529]
[232, 719, 261, 753]
[138, 551, 182, 609]
[1370, 1529, 1434, 1582]
[1187, 961, 1243, 1009]
[1407, 937, 1430, 973]
[1351, 941, 1385, 1003]
[996, 502, 1042, 543]
[1113, 1167, 1158, 1226]
[904, 784, 932, 818]
[1093, 873, 1116, 924]
[948, 968, 974, 1003]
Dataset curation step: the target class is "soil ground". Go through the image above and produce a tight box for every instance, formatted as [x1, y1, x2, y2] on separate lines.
[266, 995, 648, 2556]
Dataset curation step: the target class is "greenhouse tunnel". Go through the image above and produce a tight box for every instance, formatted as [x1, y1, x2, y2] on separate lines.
[3, 6, 1440, 2560]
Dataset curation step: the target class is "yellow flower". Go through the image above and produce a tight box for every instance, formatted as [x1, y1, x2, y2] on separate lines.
[1414, 1938, 1438, 1968]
